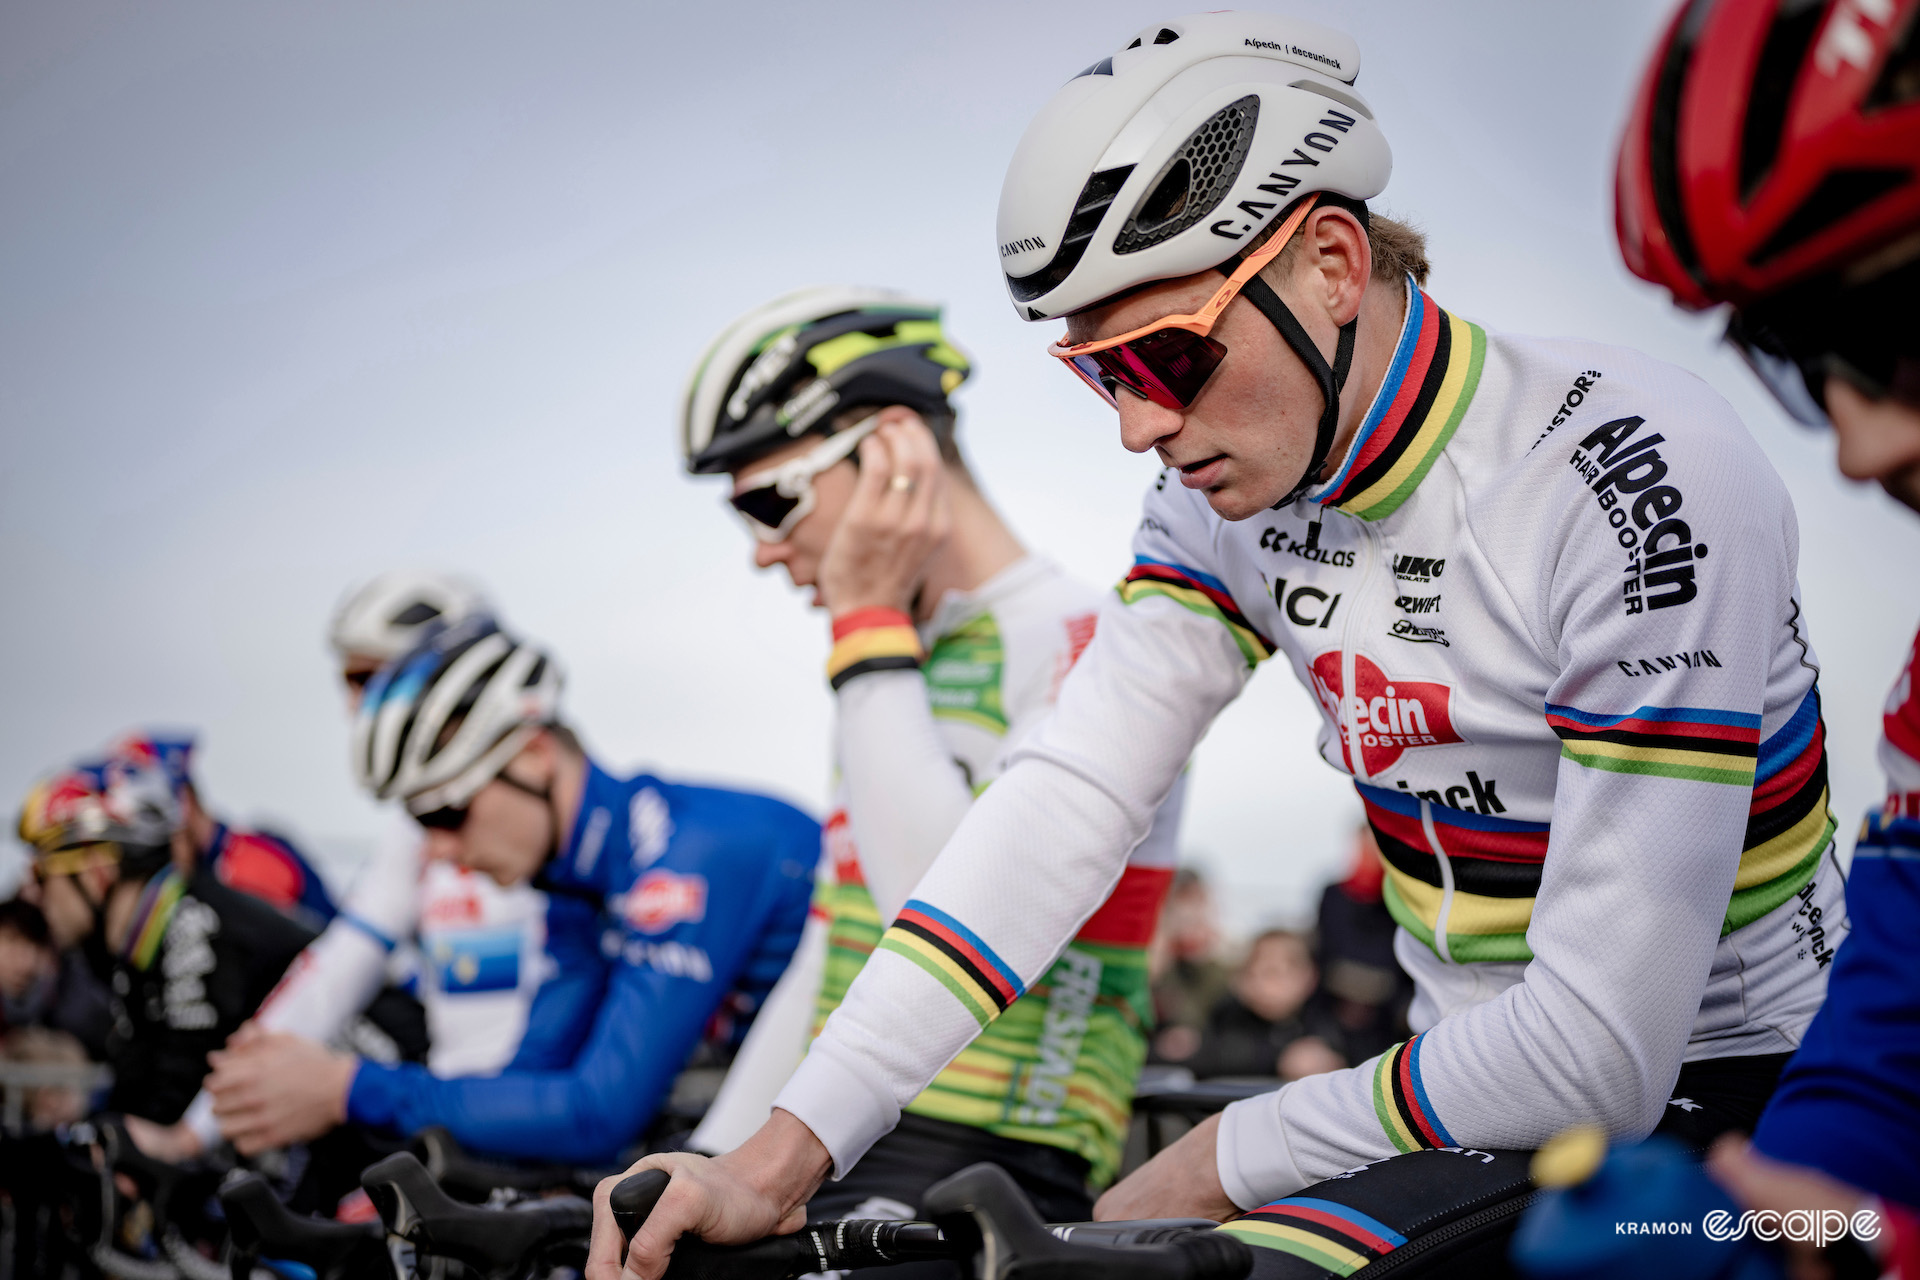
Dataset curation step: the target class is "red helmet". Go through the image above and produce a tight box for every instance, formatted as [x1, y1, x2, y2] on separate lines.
[1617, 0, 1920, 310]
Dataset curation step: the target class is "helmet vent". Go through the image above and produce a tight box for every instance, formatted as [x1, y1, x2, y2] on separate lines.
[1648, 0, 1717, 281]
[1072, 56, 1114, 80]
[1006, 165, 1135, 303]
[1153, 28, 1180, 45]
[1739, 0, 1825, 202]
[1752, 167, 1910, 264]
[391, 602, 443, 627]
[1113, 95, 1260, 255]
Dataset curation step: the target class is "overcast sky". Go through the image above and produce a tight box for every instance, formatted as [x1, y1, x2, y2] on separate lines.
[4, 2, 1915, 932]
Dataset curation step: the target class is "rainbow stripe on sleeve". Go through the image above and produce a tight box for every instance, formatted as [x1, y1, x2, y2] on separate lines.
[1116, 558, 1274, 668]
[1218, 1197, 1408, 1275]
[826, 608, 923, 691]
[877, 899, 1025, 1028]
[1546, 702, 1760, 787]
[1373, 1033, 1456, 1154]
[1727, 688, 1834, 931]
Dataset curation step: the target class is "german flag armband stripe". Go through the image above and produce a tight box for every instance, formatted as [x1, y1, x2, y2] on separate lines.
[828, 607, 922, 691]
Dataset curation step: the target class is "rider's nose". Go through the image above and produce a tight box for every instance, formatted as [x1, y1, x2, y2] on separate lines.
[1117, 395, 1184, 455]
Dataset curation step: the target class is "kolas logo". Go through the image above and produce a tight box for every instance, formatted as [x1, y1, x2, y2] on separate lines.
[1310, 652, 1463, 774]
[623, 870, 708, 935]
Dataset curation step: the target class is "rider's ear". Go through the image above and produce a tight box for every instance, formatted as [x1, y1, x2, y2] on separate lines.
[1303, 206, 1372, 327]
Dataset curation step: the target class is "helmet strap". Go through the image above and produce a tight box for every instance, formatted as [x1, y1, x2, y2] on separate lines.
[1231, 271, 1357, 508]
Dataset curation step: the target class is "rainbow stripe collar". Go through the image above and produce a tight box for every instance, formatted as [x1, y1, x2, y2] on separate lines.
[1310, 284, 1487, 521]
[120, 865, 185, 971]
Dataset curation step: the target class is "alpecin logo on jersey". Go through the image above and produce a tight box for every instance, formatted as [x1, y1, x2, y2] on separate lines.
[1309, 652, 1464, 774]
[622, 870, 708, 935]
[1568, 415, 1706, 615]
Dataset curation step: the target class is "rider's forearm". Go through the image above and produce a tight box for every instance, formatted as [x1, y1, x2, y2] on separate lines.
[836, 669, 976, 923]
[776, 595, 1247, 1173]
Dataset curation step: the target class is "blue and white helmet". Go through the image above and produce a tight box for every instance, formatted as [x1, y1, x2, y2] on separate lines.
[997, 11, 1393, 320]
[351, 618, 562, 814]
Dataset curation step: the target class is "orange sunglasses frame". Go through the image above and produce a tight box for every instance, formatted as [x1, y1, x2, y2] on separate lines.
[1046, 194, 1323, 391]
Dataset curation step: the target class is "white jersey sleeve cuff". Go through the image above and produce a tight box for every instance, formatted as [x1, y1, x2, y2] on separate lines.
[1217, 1086, 1306, 1211]
[183, 1090, 221, 1149]
[771, 1036, 903, 1179]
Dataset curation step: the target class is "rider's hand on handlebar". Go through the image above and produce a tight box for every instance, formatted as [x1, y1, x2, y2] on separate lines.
[121, 1115, 204, 1164]
[817, 411, 951, 619]
[1094, 1113, 1242, 1224]
[206, 1028, 355, 1155]
[586, 1109, 830, 1280]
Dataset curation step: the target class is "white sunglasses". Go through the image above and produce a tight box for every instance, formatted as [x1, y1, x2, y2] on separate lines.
[728, 413, 882, 542]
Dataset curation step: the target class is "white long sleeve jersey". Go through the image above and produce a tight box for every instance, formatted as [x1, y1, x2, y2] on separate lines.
[775, 286, 1843, 1206]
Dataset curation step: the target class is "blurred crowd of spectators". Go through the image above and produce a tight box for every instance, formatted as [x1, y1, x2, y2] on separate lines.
[1146, 824, 1410, 1086]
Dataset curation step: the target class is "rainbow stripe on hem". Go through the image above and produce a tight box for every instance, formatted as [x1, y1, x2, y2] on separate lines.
[1218, 1197, 1408, 1275]
[1373, 1033, 1456, 1153]
[1312, 286, 1487, 521]
[1116, 558, 1274, 668]
[1546, 702, 1760, 787]
[878, 899, 1025, 1028]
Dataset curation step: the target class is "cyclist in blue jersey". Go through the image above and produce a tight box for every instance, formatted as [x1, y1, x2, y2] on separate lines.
[203, 618, 818, 1166]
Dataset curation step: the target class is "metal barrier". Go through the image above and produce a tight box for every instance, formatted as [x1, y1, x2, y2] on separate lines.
[0, 1062, 110, 1133]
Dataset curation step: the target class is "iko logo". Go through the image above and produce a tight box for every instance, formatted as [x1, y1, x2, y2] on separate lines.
[1389, 620, 1449, 646]
[1568, 416, 1705, 614]
[1395, 594, 1441, 615]
[1532, 370, 1603, 449]
[1209, 107, 1359, 241]
[1260, 524, 1356, 567]
[999, 235, 1048, 258]
[1309, 652, 1464, 774]
[1392, 555, 1445, 583]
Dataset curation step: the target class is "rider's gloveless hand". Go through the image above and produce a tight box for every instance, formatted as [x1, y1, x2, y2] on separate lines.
[816, 411, 951, 618]
[1094, 1112, 1241, 1223]
[585, 1110, 829, 1280]
[205, 1026, 356, 1155]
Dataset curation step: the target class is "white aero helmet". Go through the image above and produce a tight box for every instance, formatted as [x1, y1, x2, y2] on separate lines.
[997, 11, 1391, 321]
[351, 617, 562, 815]
[329, 571, 494, 663]
[999, 12, 1393, 505]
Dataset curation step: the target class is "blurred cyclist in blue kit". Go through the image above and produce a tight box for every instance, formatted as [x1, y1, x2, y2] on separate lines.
[201, 616, 819, 1167]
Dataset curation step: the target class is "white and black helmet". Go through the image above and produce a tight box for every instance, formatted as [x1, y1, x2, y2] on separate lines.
[328, 571, 494, 663]
[681, 286, 971, 475]
[997, 11, 1391, 321]
[351, 617, 561, 814]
